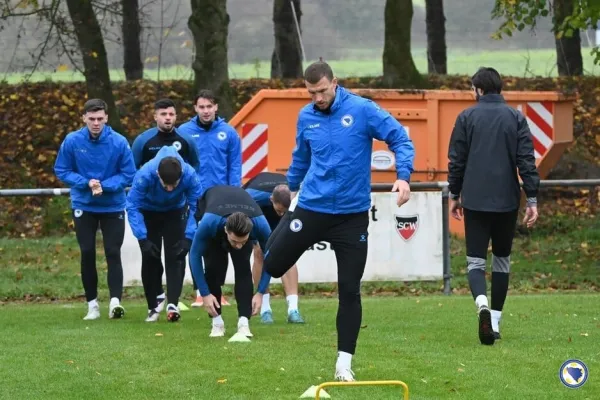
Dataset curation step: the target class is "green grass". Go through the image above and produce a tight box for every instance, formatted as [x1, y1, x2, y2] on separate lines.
[0, 295, 598, 399]
[3, 48, 600, 84]
[0, 213, 597, 301]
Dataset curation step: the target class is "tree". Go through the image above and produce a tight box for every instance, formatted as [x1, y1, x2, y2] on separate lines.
[382, 0, 423, 87]
[425, 0, 447, 75]
[188, 0, 233, 119]
[65, 0, 123, 132]
[491, 0, 600, 75]
[271, 0, 303, 79]
[121, 0, 143, 81]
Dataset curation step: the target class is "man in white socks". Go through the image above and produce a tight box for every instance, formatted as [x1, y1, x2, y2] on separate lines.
[244, 172, 305, 324]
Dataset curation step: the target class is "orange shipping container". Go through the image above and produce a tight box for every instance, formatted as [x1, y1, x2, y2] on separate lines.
[230, 89, 574, 235]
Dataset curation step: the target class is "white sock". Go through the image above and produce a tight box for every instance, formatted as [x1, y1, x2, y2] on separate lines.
[261, 294, 272, 314]
[88, 299, 98, 308]
[491, 310, 502, 332]
[475, 295, 488, 309]
[336, 351, 353, 369]
[238, 316, 249, 327]
[109, 297, 119, 307]
[212, 315, 224, 326]
[196, 290, 201, 297]
[167, 303, 177, 311]
[157, 293, 165, 300]
[286, 294, 299, 313]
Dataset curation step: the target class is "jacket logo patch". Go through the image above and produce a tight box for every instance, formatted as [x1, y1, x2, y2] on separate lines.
[341, 114, 354, 127]
[173, 141, 182, 151]
[308, 123, 320, 129]
[395, 215, 418, 241]
[74, 209, 83, 218]
[289, 219, 303, 232]
[217, 131, 227, 141]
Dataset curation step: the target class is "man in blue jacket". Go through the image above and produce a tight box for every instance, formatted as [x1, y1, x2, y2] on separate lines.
[262, 61, 415, 382]
[126, 146, 204, 323]
[243, 172, 304, 325]
[54, 98, 136, 321]
[131, 98, 201, 311]
[179, 89, 242, 306]
[189, 185, 271, 338]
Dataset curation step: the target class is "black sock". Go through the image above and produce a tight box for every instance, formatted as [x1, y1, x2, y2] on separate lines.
[468, 269, 487, 300]
[491, 272, 509, 311]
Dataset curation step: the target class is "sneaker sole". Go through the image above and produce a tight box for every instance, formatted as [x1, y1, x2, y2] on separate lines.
[167, 311, 180, 322]
[110, 306, 125, 319]
[478, 308, 495, 345]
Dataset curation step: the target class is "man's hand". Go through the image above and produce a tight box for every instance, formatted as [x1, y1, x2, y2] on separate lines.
[139, 239, 160, 259]
[391, 180, 410, 207]
[523, 204, 538, 228]
[202, 294, 221, 317]
[174, 239, 192, 260]
[251, 293, 263, 316]
[450, 198, 463, 221]
[89, 179, 102, 196]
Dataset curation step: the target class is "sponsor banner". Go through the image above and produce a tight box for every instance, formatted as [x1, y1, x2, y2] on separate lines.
[120, 192, 443, 286]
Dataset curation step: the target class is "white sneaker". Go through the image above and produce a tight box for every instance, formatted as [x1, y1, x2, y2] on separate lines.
[166, 304, 180, 322]
[335, 367, 356, 382]
[237, 322, 253, 338]
[83, 304, 100, 320]
[109, 299, 125, 319]
[145, 309, 159, 322]
[210, 324, 225, 337]
[156, 296, 166, 313]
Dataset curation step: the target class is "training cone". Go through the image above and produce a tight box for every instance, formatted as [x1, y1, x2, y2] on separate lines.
[299, 385, 330, 398]
[177, 302, 189, 311]
[228, 332, 251, 342]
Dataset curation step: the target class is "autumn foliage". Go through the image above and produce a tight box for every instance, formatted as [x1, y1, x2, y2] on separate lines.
[0, 76, 598, 237]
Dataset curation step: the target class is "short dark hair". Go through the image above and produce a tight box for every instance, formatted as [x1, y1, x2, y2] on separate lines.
[471, 67, 503, 95]
[225, 212, 253, 237]
[194, 89, 217, 105]
[83, 99, 107, 114]
[304, 61, 334, 84]
[154, 98, 176, 111]
[157, 156, 182, 185]
[271, 184, 291, 209]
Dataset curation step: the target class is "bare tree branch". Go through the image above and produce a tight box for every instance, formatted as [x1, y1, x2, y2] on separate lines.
[23, 0, 60, 81]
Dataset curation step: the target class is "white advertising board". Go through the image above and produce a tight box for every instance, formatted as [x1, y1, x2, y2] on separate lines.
[120, 191, 443, 286]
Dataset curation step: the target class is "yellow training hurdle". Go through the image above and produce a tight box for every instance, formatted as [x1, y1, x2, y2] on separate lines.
[314, 380, 409, 399]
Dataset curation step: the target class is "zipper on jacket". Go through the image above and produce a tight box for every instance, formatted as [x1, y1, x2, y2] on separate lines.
[329, 114, 336, 213]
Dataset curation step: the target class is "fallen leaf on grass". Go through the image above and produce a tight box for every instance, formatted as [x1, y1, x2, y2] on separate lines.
[96, 372, 101, 376]
[155, 333, 163, 337]
[580, 333, 589, 337]
[217, 378, 227, 384]
[457, 368, 465, 373]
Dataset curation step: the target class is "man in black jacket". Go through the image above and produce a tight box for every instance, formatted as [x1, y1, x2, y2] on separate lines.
[448, 67, 540, 346]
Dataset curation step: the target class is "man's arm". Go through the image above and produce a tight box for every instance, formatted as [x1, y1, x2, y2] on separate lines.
[54, 137, 89, 189]
[447, 114, 469, 198]
[228, 129, 242, 187]
[365, 100, 415, 182]
[189, 215, 220, 296]
[131, 132, 149, 170]
[287, 117, 311, 192]
[252, 215, 272, 294]
[180, 130, 201, 172]
[125, 175, 149, 240]
[101, 141, 137, 192]
[516, 114, 540, 202]
[184, 171, 205, 240]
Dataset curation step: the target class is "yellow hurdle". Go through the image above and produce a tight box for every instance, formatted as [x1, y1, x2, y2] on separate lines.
[314, 380, 409, 399]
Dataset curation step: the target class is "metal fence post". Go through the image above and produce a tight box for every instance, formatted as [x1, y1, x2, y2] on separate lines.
[441, 186, 452, 295]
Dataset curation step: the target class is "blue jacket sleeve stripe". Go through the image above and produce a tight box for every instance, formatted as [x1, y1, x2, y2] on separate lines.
[286, 118, 310, 192]
[125, 175, 148, 240]
[252, 216, 272, 294]
[365, 101, 415, 182]
[189, 213, 221, 297]
[54, 137, 90, 190]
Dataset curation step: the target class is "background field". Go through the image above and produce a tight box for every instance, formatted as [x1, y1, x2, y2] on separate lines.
[1, 295, 598, 400]
[3, 49, 600, 84]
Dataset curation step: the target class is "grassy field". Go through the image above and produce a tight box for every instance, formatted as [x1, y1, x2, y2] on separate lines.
[1, 295, 598, 399]
[3, 48, 599, 84]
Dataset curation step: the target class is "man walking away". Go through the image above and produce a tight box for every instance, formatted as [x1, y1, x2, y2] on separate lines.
[448, 67, 540, 346]
[54, 98, 136, 320]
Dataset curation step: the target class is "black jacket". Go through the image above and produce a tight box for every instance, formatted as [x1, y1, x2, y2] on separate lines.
[447, 94, 540, 212]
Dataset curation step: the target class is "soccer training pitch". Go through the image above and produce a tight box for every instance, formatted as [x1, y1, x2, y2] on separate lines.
[1, 294, 597, 399]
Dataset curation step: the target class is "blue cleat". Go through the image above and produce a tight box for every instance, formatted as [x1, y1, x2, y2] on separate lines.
[287, 310, 305, 324]
[260, 310, 274, 324]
